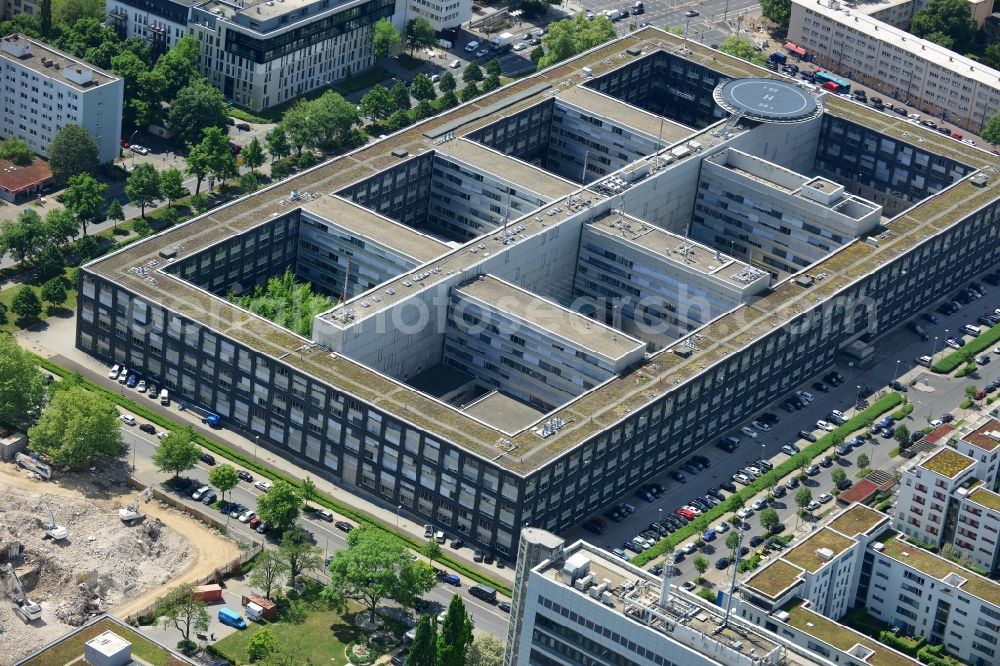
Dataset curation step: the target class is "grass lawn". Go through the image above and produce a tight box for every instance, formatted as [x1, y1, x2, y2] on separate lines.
[213, 601, 362, 665]
[0, 265, 77, 334]
[22, 618, 188, 666]
[334, 66, 391, 94]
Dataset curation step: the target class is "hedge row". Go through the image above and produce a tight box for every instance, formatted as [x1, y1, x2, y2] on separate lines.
[629, 392, 904, 567]
[891, 402, 913, 420]
[32, 355, 512, 598]
[931, 322, 1000, 374]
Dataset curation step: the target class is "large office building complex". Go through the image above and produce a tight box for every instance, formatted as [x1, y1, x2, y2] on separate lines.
[789, 0, 1000, 133]
[402, 0, 470, 32]
[77, 27, 1000, 559]
[0, 34, 123, 164]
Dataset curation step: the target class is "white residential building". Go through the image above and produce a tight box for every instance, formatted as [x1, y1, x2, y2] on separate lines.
[893, 446, 976, 549]
[788, 0, 1000, 133]
[954, 418, 1000, 485]
[0, 34, 123, 164]
[954, 481, 1000, 572]
[105, 0, 197, 57]
[402, 0, 470, 32]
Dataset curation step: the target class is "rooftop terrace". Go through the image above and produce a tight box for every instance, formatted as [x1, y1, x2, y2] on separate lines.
[83, 27, 1000, 475]
[968, 487, 1000, 512]
[878, 533, 1000, 607]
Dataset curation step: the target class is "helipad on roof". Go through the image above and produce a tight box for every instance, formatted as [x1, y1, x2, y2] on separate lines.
[714, 78, 822, 123]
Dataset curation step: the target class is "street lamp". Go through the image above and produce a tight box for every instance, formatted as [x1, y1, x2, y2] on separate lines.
[894, 359, 901, 382]
[254, 435, 259, 463]
[127, 130, 139, 169]
[856, 384, 862, 407]
[932, 336, 939, 359]
[396, 504, 402, 530]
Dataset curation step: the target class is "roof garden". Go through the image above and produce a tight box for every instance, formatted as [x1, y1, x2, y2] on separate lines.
[878, 534, 1000, 607]
[744, 559, 804, 599]
[20, 616, 191, 665]
[919, 448, 974, 478]
[968, 487, 1000, 512]
[828, 505, 889, 538]
[783, 528, 857, 573]
[783, 601, 919, 666]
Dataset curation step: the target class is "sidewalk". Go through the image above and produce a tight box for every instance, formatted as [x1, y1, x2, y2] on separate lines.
[15, 317, 514, 587]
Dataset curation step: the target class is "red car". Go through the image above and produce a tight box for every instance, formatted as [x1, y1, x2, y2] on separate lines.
[120, 139, 130, 148]
[248, 516, 261, 529]
[675, 508, 696, 521]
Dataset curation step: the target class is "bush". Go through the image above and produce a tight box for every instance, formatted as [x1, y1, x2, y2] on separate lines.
[960, 398, 973, 409]
[891, 403, 913, 420]
[932, 322, 1000, 373]
[297, 152, 319, 169]
[176, 639, 197, 655]
[629, 393, 904, 566]
[270, 159, 293, 180]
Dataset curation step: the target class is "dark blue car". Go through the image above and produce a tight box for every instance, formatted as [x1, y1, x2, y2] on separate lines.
[126, 374, 138, 388]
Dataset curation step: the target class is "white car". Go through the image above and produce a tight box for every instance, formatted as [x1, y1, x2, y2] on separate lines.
[806, 500, 821, 511]
[751, 499, 767, 511]
[683, 505, 703, 516]
[714, 522, 730, 533]
[464, 41, 479, 52]
[831, 409, 846, 421]
[751, 420, 771, 432]
[994, 345, 1000, 355]
[137, 380, 147, 392]
[109, 364, 121, 379]
[745, 466, 762, 478]
[682, 542, 697, 554]
[797, 391, 814, 403]
[818, 493, 833, 504]
[157, 430, 170, 440]
[733, 473, 751, 485]
[740, 426, 758, 439]
[449, 59, 461, 69]
[148, 386, 159, 399]
[816, 420, 835, 431]
[191, 485, 210, 500]
[962, 139, 977, 146]
[118, 367, 129, 383]
[929, 418, 943, 427]
[119, 414, 136, 426]
[513, 42, 527, 51]
[130, 144, 150, 155]
[255, 480, 273, 493]
[736, 508, 754, 520]
[239, 510, 256, 523]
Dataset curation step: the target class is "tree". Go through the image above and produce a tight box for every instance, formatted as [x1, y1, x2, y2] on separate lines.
[241, 137, 265, 174]
[481, 74, 501, 93]
[760, 0, 791, 30]
[62, 173, 108, 235]
[152, 425, 200, 479]
[411, 74, 437, 102]
[463, 62, 483, 84]
[373, 18, 401, 59]
[39, 0, 52, 36]
[249, 550, 288, 600]
[53, 0, 104, 27]
[160, 167, 187, 207]
[831, 468, 847, 486]
[406, 17, 436, 55]
[391, 82, 411, 111]
[153, 36, 200, 99]
[0, 138, 33, 166]
[437, 594, 474, 666]
[460, 83, 481, 103]
[239, 172, 260, 195]
[104, 198, 125, 233]
[911, 0, 976, 53]
[530, 46, 544, 64]
[537, 14, 616, 69]
[486, 58, 502, 78]
[0, 303, 8, 325]
[47, 125, 99, 184]
[693, 555, 709, 579]
[0, 209, 46, 266]
[159, 584, 210, 643]
[28, 385, 123, 467]
[168, 78, 228, 147]
[894, 424, 911, 447]
[309, 91, 361, 147]
[132, 217, 152, 237]
[407, 614, 437, 666]
[247, 629, 279, 663]
[0, 334, 46, 425]
[323, 525, 436, 622]
[465, 634, 503, 666]
[256, 479, 302, 532]
[235, 269, 332, 336]
[209, 464, 239, 502]
[185, 141, 212, 195]
[299, 476, 317, 505]
[265, 127, 291, 163]
[199, 127, 238, 189]
[857, 453, 871, 471]
[795, 487, 814, 513]
[423, 538, 443, 565]
[75, 234, 98, 260]
[360, 85, 396, 121]
[717, 35, 768, 67]
[984, 113, 1000, 147]
[44, 208, 78, 248]
[759, 508, 780, 532]
[280, 526, 323, 585]
[40, 277, 68, 309]
[965, 384, 978, 401]
[125, 163, 161, 218]
[11, 286, 42, 322]
[282, 102, 316, 156]
[439, 72, 457, 94]
[725, 530, 741, 554]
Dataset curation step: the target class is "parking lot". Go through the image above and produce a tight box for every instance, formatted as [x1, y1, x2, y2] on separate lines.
[566, 266, 1000, 588]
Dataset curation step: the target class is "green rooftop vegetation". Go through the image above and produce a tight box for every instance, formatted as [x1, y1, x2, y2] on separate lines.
[783, 602, 918, 666]
[919, 448, 973, 478]
[879, 535, 1000, 606]
[783, 528, 856, 573]
[828, 505, 887, 538]
[21, 618, 188, 666]
[745, 559, 804, 598]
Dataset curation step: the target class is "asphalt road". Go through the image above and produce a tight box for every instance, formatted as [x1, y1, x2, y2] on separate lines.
[565, 268, 1000, 586]
[120, 428, 511, 640]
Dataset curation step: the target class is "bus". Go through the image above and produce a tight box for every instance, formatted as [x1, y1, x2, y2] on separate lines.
[814, 71, 851, 94]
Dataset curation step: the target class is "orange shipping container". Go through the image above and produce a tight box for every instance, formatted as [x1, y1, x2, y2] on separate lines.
[191, 584, 223, 602]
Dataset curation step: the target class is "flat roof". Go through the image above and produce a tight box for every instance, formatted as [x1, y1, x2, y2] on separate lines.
[463, 391, 546, 433]
[968, 487, 1000, 512]
[878, 533, 1000, 607]
[86, 631, 130, 656]
[454, 274, 645, 361]
[299, 195, 449, 264]
[923, 423, 955, 444]
[828, 504, 888, 537]
[962, 419, 1000, 452]
[586, 211, 769, 290]
[557, 85, 692, 143]
[0, 34, 119, 91]
[715, 78, 821, 123]
[0, 158, 51, 193]
[436, 139, 579, 200]
[783, 602, 919, 666]
[918, 448, 974, 478]
[17, 615, 195, 665]
[83, 27, 999, 474]
[744, 559, 805, 599]
[783, 528, 857, 573]
[797, 0, 1000, 91]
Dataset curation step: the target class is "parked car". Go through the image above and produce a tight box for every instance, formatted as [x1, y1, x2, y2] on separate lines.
[200, 452, 216, 465]
[799, 430, 818, 443]
[139, 423, 156, 435]
[119, 414, 136, 426]
[238, 470, 253, 482]
[818, 493, 833, 504]
[740, 426, 758, 439]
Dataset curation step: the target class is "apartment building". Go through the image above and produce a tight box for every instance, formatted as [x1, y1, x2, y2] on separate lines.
[402, 0, 470, 32]
[0, 34, 123, 164]
[954, 481, 1000, 573]
[893, 447, 977, 548]
[954, 418, 1000, 485]
[188, 0, 394, 112]
[1, 0, 40, 21]
[789, 0, 1000, 133]
[692, 148, 883, 276]
[106, 0, 196, 56]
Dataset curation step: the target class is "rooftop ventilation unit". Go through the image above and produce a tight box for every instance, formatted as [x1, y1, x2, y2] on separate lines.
[815, 547, 834, 562]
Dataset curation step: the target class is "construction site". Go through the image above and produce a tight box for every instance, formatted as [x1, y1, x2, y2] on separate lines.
[0, 462, 242, 665]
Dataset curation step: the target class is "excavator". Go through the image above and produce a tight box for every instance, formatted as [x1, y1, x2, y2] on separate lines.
[36, 501, 68, 541]
[0, 563, 42, 623]
[119, 487, 152, 525]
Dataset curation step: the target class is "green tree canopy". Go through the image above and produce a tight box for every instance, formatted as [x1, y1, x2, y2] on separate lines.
[717, 35, 768, 67]
[255, 479, 302, 533]
[438, 72, 457, 94]
[35, 242, 64, 281]
[411, 73, 437, 102]
[48, 125, 99, 184]
[167, 78, 228, 143]
[0, 333, 46, 425]
[373, 18, 401, 59]
[280, 525, 323, 585]
[758, 507, 780, 532]
[62, 173, 107, 235]
[0, 139, 34, 166]
[361, 84, 396, 121]
[234, 269, 332, 336]
[831, 467, 847, 485]
[0, 209, 46, 266]
[437, 594, 474, 666]
[40, 277, 68, 309]
[857, 453, 871, 470]
[486, 58, 502, 78]
[248, 629, 279, 663]
[11, 286, 42, 322]
[241, 137, 266, 173]
[323, 525, 436, 622]
[125, 162, 162, 218]
[460, 83, 480, 103]
[693, 555, 709, 576]
[407, 613, 437, 666]
[760, 0, 791, 30]
[153, 35, 200, 99]
[309, 91, 361, 148]
[406, 17, 436, 54]
[795, 487, 814, 511]
[159, 583, 210, 642]
[911, 0, 976, 53]
[28, 385, 123, 468]
[464, 634, 503, 666]
[391, 81, 411, 111]
[208, 463, 239, 502]
[894, 424, 911, 446]
[725, 530, 741, 553]
[265, 127, 292, 162]
[249, 549, 288, 600]
[537, 14, 616, 69]
[53, 0, 104, 26]
[152, 425, 200, 478]
[159, 167, 187, 206]
[463, 62, 483, 84]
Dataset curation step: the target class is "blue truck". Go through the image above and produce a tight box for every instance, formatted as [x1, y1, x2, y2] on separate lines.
[217, 607, 247, 629]
[178, 401, 221, 428]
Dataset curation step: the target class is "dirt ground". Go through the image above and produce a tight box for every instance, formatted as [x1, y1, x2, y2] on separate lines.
[0, 462, 241, 664]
